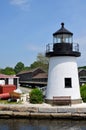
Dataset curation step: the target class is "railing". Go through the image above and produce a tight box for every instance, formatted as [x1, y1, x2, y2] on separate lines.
[46, 43, 53, 53]
[46, 43, 79, 53]
[72, 43, 79, 52]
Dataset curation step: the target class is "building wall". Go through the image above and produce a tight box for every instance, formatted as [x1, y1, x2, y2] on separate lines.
[79, 70, 86, 76]
[0, 80, 5, 85]
[46, 56, 81, 100]
[9, 78, 13, 85]
[18, 73, 32, 81]
[79, 69, 86, 86]
[17, 68, 45, 81]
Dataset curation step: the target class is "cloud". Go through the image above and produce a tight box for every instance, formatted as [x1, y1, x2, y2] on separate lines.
[25, 43, 45, 53]
[10, 0, 28, 5]
[10, 0, 30, 10]
[26, 44, 41, 52]
[75, 36, 86, 52]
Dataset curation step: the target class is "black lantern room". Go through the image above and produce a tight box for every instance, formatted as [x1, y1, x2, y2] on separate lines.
[46, 23, 81, 57]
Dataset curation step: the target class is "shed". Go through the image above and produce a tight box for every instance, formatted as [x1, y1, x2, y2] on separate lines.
[78, 69, 86, 86]
[0, 74, 19, 88]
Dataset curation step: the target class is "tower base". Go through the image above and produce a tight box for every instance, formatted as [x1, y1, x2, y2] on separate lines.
[71, 99, 82, 104]
[45, 98, 82, 105]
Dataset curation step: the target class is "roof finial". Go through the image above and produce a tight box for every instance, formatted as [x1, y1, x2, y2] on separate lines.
[61, 22, 64, 28]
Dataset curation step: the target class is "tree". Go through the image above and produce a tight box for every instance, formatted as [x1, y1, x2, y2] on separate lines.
[23, 66, 30, 71]
[0, 53, 49, 75]
[0, 68, 3, 74]
[14, 62, 25, 74]
[30, 53, 49, 71]
[37, 53, 49, 65]
[78, 66, 86, 69]
[1, 67, 15, 75]
[30, 61, 43, 69]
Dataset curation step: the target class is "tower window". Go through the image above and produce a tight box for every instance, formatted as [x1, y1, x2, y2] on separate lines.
[65, 78, 72, 88]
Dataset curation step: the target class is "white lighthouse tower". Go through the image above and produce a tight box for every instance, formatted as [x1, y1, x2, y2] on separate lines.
[46, 23, 82, 104]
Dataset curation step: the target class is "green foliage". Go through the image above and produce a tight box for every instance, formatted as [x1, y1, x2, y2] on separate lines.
[37, 53, 49, 65]
[30, 61, 42, 69]
[30, 53, 49, 72]
[0, 99, 22, 104]
[14, 62, 25, 74]
[24, 66, 30, 71]
[0, 67, 15, 75]
[80, 84, 86, 102]
[29, 88, 43, 104]
[78, 66, 86, 70]
[0, 52, 49, 75]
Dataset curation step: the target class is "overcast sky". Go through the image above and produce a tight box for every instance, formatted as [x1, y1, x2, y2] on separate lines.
[0, 0, 86, 68]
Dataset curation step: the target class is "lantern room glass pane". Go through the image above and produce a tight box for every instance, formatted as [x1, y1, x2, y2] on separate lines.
[53, 34, 73, 43]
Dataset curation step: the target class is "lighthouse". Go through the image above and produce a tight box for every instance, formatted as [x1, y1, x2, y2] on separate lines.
[46, 23, 82, 104]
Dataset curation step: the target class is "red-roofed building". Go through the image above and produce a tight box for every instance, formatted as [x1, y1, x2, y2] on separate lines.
[0, 74, 19, 88]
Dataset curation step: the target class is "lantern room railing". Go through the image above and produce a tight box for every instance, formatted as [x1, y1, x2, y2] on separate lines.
[46, 43, 53, 52]
[73, 43, 79, 52]
[46, 43, 79, 53]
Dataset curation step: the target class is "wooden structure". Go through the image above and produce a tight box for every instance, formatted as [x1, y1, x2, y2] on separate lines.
[10, 91, 21, 99]
[78, 68, 86, 86]
[17, 68, 47, 87]
[53, 96, 71, 106]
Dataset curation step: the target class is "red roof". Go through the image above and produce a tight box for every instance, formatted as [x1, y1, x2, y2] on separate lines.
[0, 74, 19, 79]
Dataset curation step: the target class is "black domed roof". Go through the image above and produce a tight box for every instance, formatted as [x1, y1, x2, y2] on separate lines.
[53, 23, 73, 36]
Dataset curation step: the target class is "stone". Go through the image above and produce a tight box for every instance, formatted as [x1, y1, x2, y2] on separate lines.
[38, 107, 57, 113]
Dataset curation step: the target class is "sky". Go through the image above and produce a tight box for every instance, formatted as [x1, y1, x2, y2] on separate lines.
[0, 0, 86, 68]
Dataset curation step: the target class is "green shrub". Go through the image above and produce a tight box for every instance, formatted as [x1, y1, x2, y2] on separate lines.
[80, 84, 86, 102]
[29, 88, 43, 104]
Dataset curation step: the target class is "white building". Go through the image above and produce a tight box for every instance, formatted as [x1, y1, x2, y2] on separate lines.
[45, 23, 82, 104]
[0, 74, 19, 88]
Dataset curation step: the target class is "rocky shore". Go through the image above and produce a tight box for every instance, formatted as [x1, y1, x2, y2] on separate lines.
[0, 102, 86, 119]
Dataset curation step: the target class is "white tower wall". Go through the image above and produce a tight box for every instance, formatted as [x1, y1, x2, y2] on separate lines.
[46, 56, 81, 100]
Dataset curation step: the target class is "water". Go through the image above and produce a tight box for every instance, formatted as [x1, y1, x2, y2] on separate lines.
[0, 119, 86, 130]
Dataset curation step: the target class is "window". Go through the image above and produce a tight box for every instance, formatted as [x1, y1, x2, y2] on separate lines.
[65, 78, 72, 88]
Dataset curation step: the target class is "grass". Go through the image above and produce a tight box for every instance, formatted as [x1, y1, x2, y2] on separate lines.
[0, 99, 22, 104]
